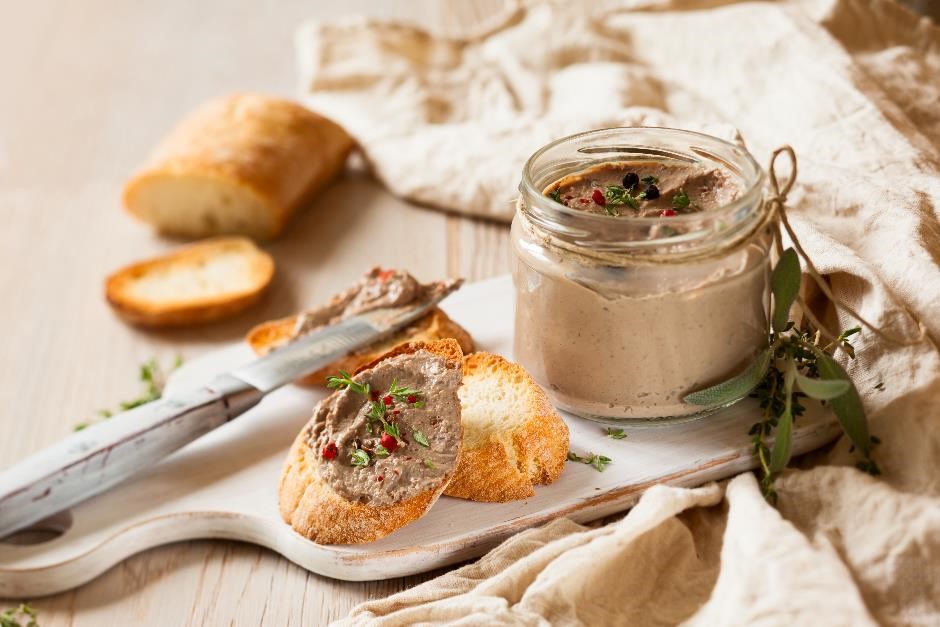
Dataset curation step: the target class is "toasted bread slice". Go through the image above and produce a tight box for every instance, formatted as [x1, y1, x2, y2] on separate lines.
[445, 352, 569, 502]
[246, 307, 474, 386]
[105, 236, 274, 327]
[279, 339, 464, 544]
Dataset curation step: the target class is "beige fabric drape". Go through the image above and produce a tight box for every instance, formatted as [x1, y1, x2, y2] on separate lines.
[297, 1, 940, 624]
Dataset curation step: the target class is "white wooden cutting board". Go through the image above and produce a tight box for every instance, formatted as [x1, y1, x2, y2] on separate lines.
[0, 275, 841, 597]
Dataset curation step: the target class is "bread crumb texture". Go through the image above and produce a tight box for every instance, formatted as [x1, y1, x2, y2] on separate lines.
[105, 236, 274, 326]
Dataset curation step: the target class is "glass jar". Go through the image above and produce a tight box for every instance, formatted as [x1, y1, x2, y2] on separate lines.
[512, 127, 771, 424]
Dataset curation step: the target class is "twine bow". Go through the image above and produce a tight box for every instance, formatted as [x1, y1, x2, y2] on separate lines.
[765, 145, 925, 347]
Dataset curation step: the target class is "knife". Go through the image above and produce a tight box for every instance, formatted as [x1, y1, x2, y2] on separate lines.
[0, 286, 460, 539]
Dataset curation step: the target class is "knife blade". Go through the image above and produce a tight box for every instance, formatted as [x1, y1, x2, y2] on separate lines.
[0, 285, 459, 539]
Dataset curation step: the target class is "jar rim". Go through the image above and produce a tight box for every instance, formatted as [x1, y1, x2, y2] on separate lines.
[518, 126, 767, 256]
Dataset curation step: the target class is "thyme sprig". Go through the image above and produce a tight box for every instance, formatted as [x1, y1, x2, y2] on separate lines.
[326, 370, 370, 396]
[605, 427, 627, 440]
[388, 380, 423, 405]
[684, 248, 881, 503]
[568, 451, 612, 472]
[74, 356, 183, 431]
[604, 185, 645, 212]
[0, 603, 38, 627]
[326, 371, 427, 447]
[672, 188, 691, 211]
[350, 449, 371, 467]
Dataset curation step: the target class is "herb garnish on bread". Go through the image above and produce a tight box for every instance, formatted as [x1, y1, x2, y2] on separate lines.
[279, 339, 464, 544]
[445, 352, 569, 502]
[246, 267, 473, 384]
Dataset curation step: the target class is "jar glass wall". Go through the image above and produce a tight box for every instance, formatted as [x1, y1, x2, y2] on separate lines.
[512, 127, 771, 424]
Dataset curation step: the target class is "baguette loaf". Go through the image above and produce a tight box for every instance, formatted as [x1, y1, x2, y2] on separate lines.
[279, 339, 464, 544]
[123, 93, 354, 240]
[105, 236, 274, 327]
[444, 352, 569, 502]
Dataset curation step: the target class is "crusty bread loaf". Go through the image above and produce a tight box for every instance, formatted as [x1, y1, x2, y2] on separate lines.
[105, 236, 274, 327]
[279, 339, 464, 544]
[246, 307, 474, 386]
[444, 352, 569, 502]
[123, 93, 354, 240]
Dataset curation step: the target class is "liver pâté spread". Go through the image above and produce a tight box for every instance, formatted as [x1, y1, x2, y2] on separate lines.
[512, 148, 770, 422]
[306, 349, 462, 506]
[278, 267, 459, 344]
[544, 161, 739, 218]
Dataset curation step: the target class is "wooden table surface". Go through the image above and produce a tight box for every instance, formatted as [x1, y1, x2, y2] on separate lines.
[0, 1, 509, 623]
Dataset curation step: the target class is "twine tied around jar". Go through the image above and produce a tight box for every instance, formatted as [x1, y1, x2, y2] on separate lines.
[765, 145, 926, 347]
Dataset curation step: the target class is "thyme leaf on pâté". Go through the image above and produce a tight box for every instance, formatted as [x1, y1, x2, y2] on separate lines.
[672, 188, 691, 211]
[326, 370, 370, 396]
[388, 380, 422, 404]
[605, 185, 644, 211]
[350, 449, 371, 467]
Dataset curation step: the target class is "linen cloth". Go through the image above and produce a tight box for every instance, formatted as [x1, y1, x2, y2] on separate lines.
[296, 1, 940, 624]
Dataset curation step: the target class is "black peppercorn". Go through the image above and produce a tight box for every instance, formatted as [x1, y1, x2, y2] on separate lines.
[622, 172, 639, 190]
[645, 184, 660, 200]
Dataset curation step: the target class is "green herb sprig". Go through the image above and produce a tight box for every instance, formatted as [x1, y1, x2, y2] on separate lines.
[74, 356, 183, 431]
[548, 189, 563, 203]
[350, 449, 371, 467]
[672, 189, 691, 211]
[605, 427, 627, 440]
[367, 399, 388, 423]
[568, 451, 612, 472]
[384, 422, 402, 440]
[388, 381, 422, 404]
[684, 248, 880, 503]
[326, 370, 370, 396]
[604, 185, 645, 214]
[0, 603, 38, 627]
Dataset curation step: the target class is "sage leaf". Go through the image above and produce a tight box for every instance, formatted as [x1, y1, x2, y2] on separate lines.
[769, 408, 794, 475]
[771, 248, 801, 333]
[683, 348, 772, 406]
[794, 372, 850, 400]
[769, 359, 797, 474]
[812, 347, 870, 455]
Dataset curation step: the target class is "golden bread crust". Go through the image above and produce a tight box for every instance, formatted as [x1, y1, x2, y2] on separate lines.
[444, 352, 569, 502]
[123, 93, 354, 239]
[278, 339, 464, 544]
[104, 236, 275, 327]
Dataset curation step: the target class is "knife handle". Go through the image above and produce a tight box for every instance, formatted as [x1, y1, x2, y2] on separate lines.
[0, 374, 262, 539]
